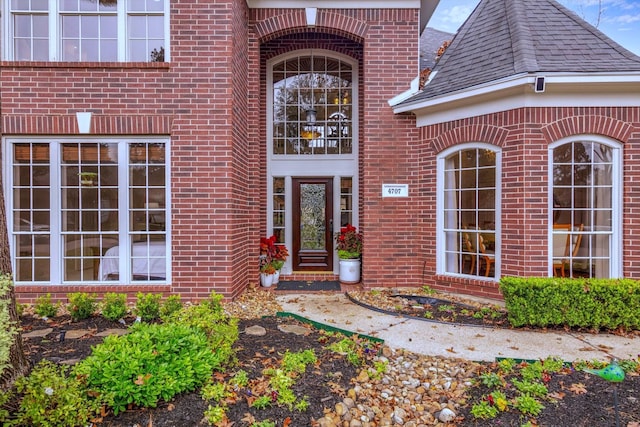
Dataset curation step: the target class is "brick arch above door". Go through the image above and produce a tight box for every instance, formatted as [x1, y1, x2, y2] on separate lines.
[254, 9, 369, 43]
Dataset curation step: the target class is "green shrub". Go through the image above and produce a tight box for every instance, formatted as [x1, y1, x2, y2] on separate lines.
[66, 292, 97, 321]
[75, 322, 222, 415]
[100, 293, 128, 321]
[163, 292, 238, 368]
[34, 293, 59, 318]
[7, 360, 105, 427]
[159, 294, 183, 320]
[0, 274, 18, 381]
[134, 292, 162, 322]
[500, 277, 640, 330]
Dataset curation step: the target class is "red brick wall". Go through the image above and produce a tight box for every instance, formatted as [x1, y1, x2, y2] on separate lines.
[420, 107, 640, 300]
[3, 3, 422, 302]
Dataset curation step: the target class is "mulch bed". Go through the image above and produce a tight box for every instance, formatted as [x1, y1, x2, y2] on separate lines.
[7, 291, 640, 426]
[16, 314, 364, 426]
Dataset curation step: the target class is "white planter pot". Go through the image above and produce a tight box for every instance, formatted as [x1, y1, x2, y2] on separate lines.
[260, 273, 274, 288]
[339, 258, 361, 284]
[273, 269, 280, 284]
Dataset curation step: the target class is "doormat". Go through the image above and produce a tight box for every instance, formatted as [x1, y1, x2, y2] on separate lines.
[276, 280, 341, 292]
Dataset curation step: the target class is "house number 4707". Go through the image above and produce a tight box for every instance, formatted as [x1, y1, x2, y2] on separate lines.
[382, 184, 409, 198]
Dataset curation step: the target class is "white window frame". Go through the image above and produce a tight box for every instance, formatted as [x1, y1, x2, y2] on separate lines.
[3, 136, 171, 285]
[548, 135, 622, 278]
[1, 0, 171, 61]
[436, 143, 502, 279]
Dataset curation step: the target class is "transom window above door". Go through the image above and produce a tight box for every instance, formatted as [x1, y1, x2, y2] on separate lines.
[4, 0, 168, 62]
[271, 53, 354, 155]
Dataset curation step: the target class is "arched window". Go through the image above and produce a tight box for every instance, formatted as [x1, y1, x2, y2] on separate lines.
[271, 53, 353, 155]
[550, 138, 621, 278]
[438, 145, 500, 278]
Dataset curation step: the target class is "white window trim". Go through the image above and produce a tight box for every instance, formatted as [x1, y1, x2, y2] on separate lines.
[1, 0, 171, 62]
[3, 136, 172, 285]
[548, 134, 622, 278]
[436, 142, 502, 279]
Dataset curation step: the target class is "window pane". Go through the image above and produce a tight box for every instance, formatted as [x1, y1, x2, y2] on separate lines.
[551, 141, 614, 278]
[443, 149, 497, 278]
[148, 15, 164, 38]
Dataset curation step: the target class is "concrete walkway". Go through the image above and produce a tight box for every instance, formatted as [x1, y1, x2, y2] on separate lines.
[276, 293, 640, 362]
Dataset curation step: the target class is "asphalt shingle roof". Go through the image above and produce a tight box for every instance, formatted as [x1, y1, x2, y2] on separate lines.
[419, 27, 454, 71]
[407, 0, 640, 104]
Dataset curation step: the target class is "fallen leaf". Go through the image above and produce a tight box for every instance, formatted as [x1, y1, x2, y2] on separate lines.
[283, 417, 292, 427]
[241, 413, 255, 424]
[446, 347, 457, 353]
[466, 346, 476, 351]
[166, 403, 175, 411]
[569, 383, 587, 395]
[548, 391, 565, 400]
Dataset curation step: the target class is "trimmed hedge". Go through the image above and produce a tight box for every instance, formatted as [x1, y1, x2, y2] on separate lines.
[500, 277, 640, 330]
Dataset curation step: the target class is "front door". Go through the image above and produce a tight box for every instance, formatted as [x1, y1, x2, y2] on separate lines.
[292, 177, 333, 271]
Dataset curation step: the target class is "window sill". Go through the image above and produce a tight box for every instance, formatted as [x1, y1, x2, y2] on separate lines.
[1, 61, 170, 70]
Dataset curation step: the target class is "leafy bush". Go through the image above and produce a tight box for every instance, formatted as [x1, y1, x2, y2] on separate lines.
[7, 360, 105, 427]
[66, 292, 97, 321]
[500, 277, 640, 330]
[74, 322, 222, 415]
[160, 294, 183, 320]
[34, 293, 59, 318]
[0, 274, 18, 381]
[163, 292, 238, 369]
[134, 292, 162, 322]
[100, 293, 128, 321]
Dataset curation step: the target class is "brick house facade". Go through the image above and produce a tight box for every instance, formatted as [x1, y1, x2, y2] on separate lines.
[2, 0, 640, 303]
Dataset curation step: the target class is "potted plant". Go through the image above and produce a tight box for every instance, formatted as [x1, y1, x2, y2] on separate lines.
[78, 171, 98, 186]
[259, 235, 289, 286]
[335, 224, 363, 284]
[259, 261, 277, 288]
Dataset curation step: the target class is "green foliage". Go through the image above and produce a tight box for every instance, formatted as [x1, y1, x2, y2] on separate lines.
[100, 293, 128, 321]
[74, 322, 222, 415]
[437, 304, 455, 312]
[34, 293, 59, 318]
[163, 292, 238, 369]
[295, 397, 310, 411]
[420, 285, 436, 295]
[541, 356, 565, 373]
[230, 369, 249, 388]
[0, 274, 18, 378]
[500, 277, 640, 330]
[327, 338, 363, 366]
[250, 395, 272, 409]
[423, 311, 434, 319]
[512, 378, 548, 398]
[203, 404, 226, 424]
[0, 388, 12, 422]
[201, 381, 229, 402]
[134, 292, 161, 322]
[520, 361, 544, 382]
[470, 400, 499, 419]
[159, 294, 183, 320]
[66, 292, 97, 321]
[251, 420, 276, 427]
[497, 358, 516, 374]
[479, 372, 504, 388]
[513, 394, 544, 416]
[7, 361, 105, 427]
[281, 349, 316, 374]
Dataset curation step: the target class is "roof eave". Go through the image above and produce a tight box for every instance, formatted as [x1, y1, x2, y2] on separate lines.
[393, 72, 640, 126]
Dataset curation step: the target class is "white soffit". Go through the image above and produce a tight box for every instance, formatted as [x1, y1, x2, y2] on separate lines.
[394, 73, 640, 127]
[247, 0, 420, 8]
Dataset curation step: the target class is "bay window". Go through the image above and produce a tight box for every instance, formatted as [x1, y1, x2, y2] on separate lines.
[7, 138, 170, 284]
